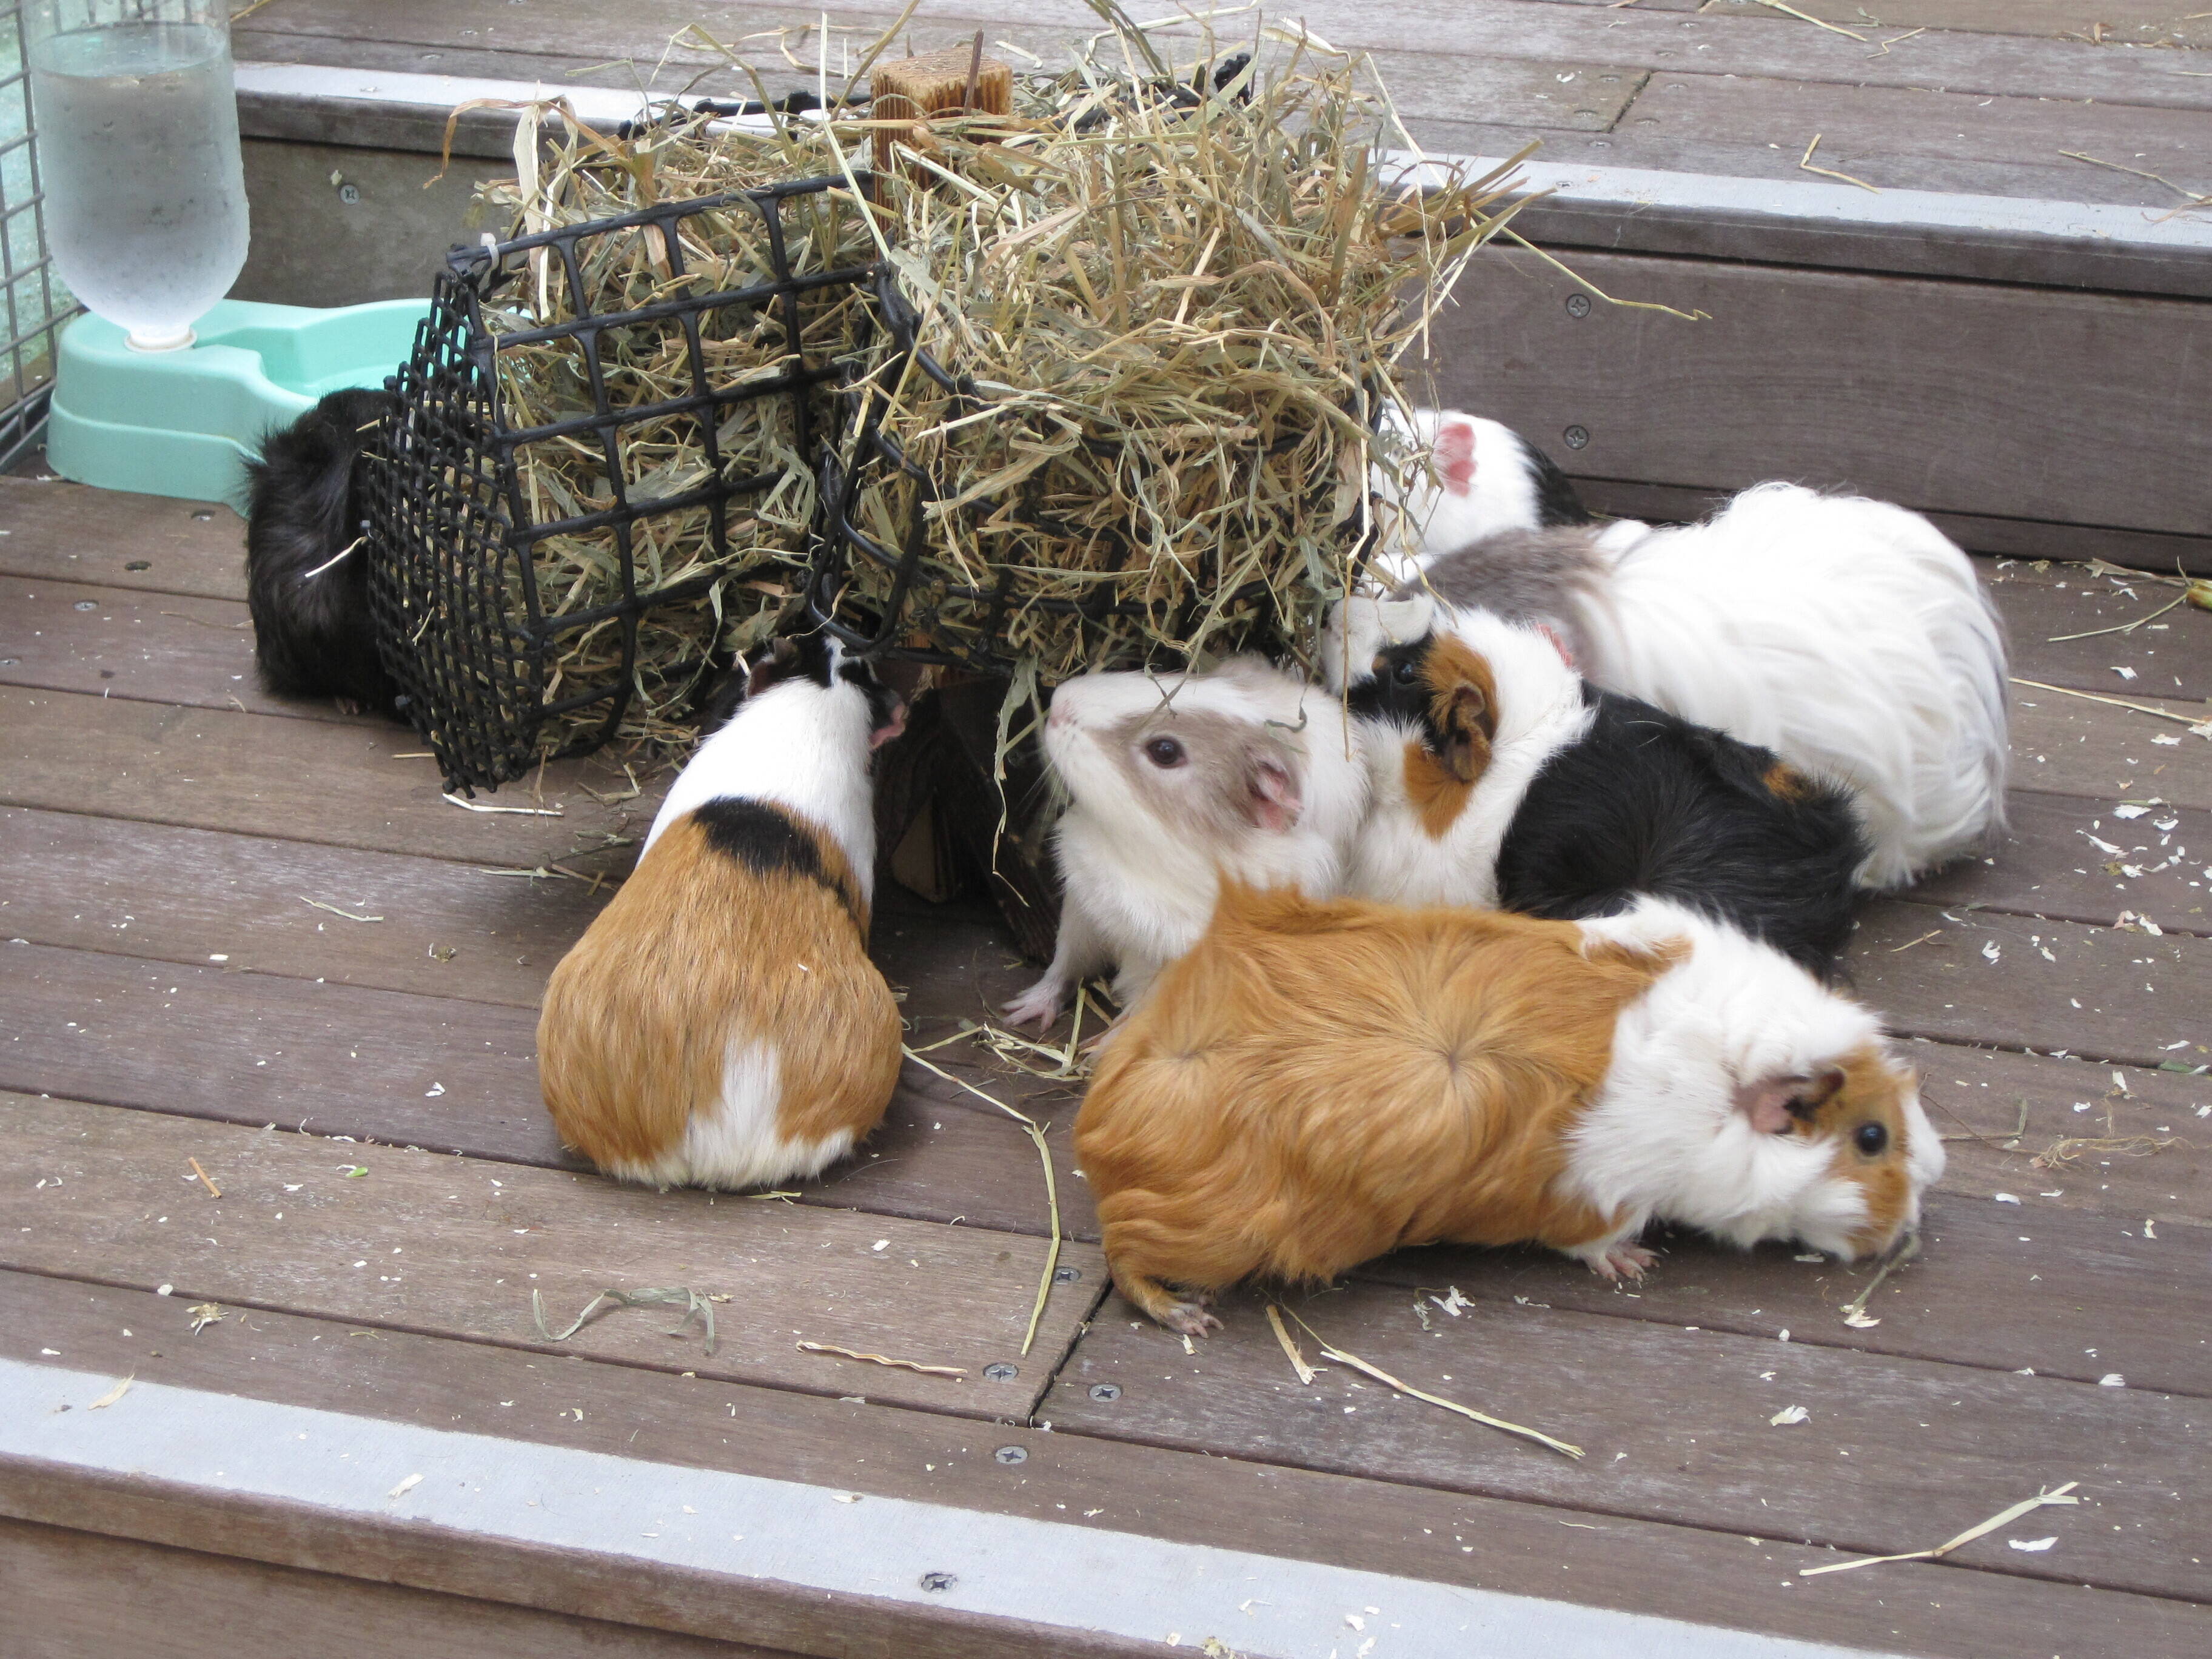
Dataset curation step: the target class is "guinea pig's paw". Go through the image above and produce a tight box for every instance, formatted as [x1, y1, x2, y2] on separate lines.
[1000, 976, 1066, 1031]
[1577, 1241, 1656, 1281]
[1159, 1298, 1224, 1339]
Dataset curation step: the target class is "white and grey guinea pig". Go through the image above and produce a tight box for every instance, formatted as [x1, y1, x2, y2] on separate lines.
[1569, 897, 1943, 1265]
[1370, 404, 1594, 585]
[1326, 593, 1866, 982]
[1416, 482, 2011, 890]
[243, 387, 401, 718]
[537, 634, 908, 1190]
[1002, 656, 1369, 1029]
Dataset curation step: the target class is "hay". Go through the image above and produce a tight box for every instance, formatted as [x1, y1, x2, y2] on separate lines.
[824, 19, 1510, 686]
[468, 8, 1510, 762]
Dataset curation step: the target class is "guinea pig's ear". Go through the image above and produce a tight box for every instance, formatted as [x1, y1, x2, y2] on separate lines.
[1733, 1067, 1847, 1134]
[1433, 417, 1477, 498]
[745, 636, 802, 699]
[1244, 752, 1302, 833]
[869, 692, 909, 751]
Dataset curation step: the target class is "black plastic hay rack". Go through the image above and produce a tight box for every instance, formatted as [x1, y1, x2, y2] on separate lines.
[366, 176, 874, 793]
[807, 264, 1377, 675]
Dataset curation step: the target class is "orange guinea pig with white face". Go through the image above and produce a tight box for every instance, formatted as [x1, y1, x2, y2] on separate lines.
[1075, 884, 1940, 1336]
[537, 635, 907, 1190]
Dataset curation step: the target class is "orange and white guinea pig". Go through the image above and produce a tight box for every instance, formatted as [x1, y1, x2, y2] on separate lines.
[537, 634, 907, 1189]
[1074, 882, 1940, 1335]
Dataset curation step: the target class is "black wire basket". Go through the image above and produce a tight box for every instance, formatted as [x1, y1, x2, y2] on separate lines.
[806, 265, 1381, 677]
[366, 176, 876, 793]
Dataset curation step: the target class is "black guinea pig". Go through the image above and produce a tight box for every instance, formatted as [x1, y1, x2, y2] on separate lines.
[243, 387, 399, 717]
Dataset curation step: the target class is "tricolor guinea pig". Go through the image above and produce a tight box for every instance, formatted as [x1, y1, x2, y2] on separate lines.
[1075, 883, 1940, 1336]
[1002, 657, 1368, 1028]
[243, 387, 401, 717]
[1328, 594, 1865, 980]
[537, 634, 907, 1188]
[1371, 405, 1592, 585]
[1412, 482, 2011, 888]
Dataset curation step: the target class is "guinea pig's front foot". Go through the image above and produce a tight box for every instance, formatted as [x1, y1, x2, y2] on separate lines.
[1001, 975, 1067, 1031]
[1575, 1240, 1657, 1281]
[1116, 1271, 1224, 1338]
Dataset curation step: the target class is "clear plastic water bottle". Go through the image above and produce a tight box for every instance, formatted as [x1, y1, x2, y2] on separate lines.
[28, 0, 249, 352]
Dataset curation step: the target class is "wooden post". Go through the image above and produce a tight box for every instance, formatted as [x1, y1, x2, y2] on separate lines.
[870, 39, 1014, 176]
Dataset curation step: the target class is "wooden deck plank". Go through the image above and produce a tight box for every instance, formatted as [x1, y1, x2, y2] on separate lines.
[0, 1094, 1101, 1418]
[1908, 791, 2210, 938]
[0, 686, 655, 866]
[2010, 685, 2212, 809]
[1701, 0, 2212, 49]
[1349, 1201, 2212, 1397]
[0, 480, 242, 599]
[1041, 1280, 2208, 1601]
[12, 1272, 2196, 1659]
[1988, 558, 2212, 703]
[1429, 249, 2212, 551]
[0, 938, 1093, 1239]
[1852, 903, 2212, 1067]
[3, 1517, 786, 1659]
[1913, 1042, 2208, 1227]
[0, 576, 360, 723]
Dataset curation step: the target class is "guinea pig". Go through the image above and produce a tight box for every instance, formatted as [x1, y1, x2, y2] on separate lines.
[1372, 405, 1592, 584]
[1001, 656, 1369, 1029]
[243, 387, 400, 717]
[1076, 882, 1940, 1336]
[537, 633, 908, 1189]
[1328, 594, 1865, 980]
[1410, 483, 2011, 889]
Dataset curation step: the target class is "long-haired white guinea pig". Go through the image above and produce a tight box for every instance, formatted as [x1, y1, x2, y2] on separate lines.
[1372, 404, 1593, 583]
[1002, 657, 1369, 1028]
[1412, 481, 2011, 889]
[538, 634, 907, 1188]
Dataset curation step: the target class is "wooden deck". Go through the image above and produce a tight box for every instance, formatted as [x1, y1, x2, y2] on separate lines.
[3, 467, 2209, 1654]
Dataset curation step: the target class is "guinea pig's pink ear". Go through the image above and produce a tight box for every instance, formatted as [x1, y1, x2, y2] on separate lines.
[1733, 1073, 1809, 1136]
[1434, 418, 1477, 497]
[869, 692, 909, 750]
[1244, 754, 1302, 833]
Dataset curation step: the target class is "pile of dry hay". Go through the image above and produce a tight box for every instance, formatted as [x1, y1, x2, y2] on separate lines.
[467, 10, 1513, 762]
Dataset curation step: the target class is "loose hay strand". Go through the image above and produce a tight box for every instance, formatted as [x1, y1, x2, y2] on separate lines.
[533, 1285, 720, 1355]
[1800, 1482, 2080, 1576]
[902, 1047, 1062, 1355]
[1266, 1303, 1317, 1384]
[797, 1339, 967, 1376]
[1287, 1311, 1583, 1459]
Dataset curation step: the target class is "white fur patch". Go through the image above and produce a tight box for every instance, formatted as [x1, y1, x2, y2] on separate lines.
[606, 1038, 854, 1191]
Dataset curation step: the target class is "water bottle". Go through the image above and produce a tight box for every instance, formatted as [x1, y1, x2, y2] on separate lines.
[27, 0, 249, 352]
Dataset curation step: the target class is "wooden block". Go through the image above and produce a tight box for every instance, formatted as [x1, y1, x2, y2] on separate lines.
[1043, 1276, 2211, 1601]
[870, 42, 1013, 175]
[0, 1093, 1101, 1416]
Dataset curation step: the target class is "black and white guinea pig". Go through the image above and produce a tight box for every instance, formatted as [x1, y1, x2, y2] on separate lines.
[1409, 481, 2011, 890]
[538, 634, 908, 1189]
[1329, 594, 1866, 981]
[243, 387, 400, 717]
[1002, 657, 1369, 1029]
[1372, 404, 1592, 584]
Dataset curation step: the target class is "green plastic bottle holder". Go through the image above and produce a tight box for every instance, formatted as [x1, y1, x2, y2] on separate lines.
[45, 297, 431, 504]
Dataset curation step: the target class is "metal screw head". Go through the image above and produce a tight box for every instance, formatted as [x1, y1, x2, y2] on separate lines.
[73, 599, 96, 611]
[190, 510, 213, 521]
[919, 1570, 957, 1592]
[1088, 1381, 1121, 1402]
[338, 183, 361, 206]
[982, 1361, 1019, 1382]
[993, 1444, 1028, 1464]
[1563, 424, 1591, 450]
[0, 658, 16, 667]
[1052, 1265, 1082, 1283]
[124, 560, 150, 572]
[1565, 293, 1592, 319]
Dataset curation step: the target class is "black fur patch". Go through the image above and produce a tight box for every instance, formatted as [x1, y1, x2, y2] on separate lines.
[244, 388, 400, 715]
[1517, 434, 1595, 528]
[1495, 686, 1865, 979]
[1344, 638, 1433, 733]
[692, 797, 856, 919]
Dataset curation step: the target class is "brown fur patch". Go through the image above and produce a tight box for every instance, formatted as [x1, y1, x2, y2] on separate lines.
[1798, 1043, 1921, 1257]
[537, 810, 901, 1182]
[1763, 760, 1814, 802]
[1074, 882, 1675, 1320]
[1400, 636, 1499, 838]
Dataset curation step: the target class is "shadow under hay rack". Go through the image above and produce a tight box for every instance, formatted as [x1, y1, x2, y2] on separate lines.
[366, 176, 875, 793]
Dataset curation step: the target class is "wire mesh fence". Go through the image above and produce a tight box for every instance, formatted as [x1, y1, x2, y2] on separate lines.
[0, 1, 78, 471]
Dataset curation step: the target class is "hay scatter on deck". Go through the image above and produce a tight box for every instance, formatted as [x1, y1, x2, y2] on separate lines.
[828, 24, 1509, 685]
[472, 109, 877, 760]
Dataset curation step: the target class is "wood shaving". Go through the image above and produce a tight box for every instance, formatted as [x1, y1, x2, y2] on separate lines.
[87, 1374, 133, 1410]
[796, 1341, 965, 1376]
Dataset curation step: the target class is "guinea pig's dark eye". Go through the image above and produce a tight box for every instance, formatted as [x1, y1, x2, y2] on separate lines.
[1393, 657, 1420, 686]
[1144, 736, 1186, 768]
[1854, 1122, 1889, 1158]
